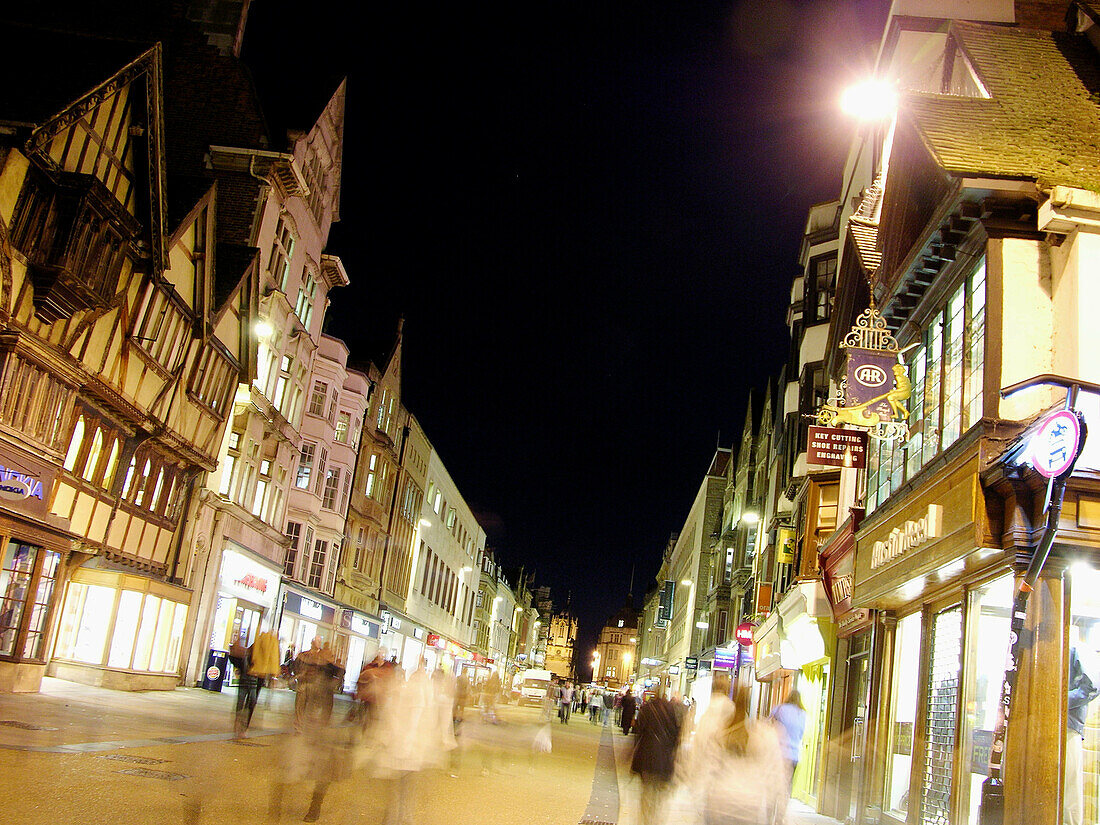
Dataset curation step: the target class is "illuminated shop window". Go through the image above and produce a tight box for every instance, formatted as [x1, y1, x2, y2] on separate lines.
[55, 576, 187, 674]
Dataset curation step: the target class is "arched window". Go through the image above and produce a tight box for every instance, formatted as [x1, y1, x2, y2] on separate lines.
[122, 456, 137, 498]
[102, 438, 120, 490]
[63, 417, 85, 472]
[134, 459, 152, 506]
[82, 429, 103, 483]
[149, 468, 165, 512]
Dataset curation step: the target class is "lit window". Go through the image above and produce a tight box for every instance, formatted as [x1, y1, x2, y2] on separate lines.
[295, 269, 317, 329]
[334, 412, 349, 444]
[308, 381, 327, 416]
[296, 443, 315, 489]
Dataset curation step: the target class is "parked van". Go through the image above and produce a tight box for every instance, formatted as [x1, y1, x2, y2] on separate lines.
[515, 668, 554, 706]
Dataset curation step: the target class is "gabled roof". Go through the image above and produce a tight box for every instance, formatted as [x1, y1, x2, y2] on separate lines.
[907, 20, 1100, 193]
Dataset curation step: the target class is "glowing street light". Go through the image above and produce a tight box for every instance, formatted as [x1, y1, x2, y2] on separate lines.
[740, 510, 760, 525]
[840, 79, 897, 121]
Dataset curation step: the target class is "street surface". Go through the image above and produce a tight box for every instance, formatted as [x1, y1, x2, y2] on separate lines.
[0, 679, 839, 824]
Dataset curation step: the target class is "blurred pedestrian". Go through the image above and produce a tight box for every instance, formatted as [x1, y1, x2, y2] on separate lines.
[559, 681, 574, 724]
[373, 660, 456, 825]
[700, 685, 786, 825]
[588, 689, 602, 723]
[293, 636, 336, 733]
[601, 690, 612, 726]
[770, 688, 807, 824]
[620, 688, 637, 735]
[630, 690, 682, 825]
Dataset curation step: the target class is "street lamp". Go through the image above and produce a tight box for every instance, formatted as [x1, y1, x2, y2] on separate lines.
[840, 79, 897, 120]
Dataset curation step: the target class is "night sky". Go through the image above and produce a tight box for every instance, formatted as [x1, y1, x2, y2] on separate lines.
[242, 0, 890, 659]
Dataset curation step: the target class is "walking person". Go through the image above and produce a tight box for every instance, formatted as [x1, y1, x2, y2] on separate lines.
[559, 681, 574, 724]
[620, 688, 637, 735]
[698, 685, 786, 825]
[630, 690, 682, 825]
[588, 689, 602, 723]
[770, 689, 807, 825]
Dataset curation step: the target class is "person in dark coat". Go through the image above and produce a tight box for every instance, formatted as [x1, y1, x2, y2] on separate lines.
[620, 689, 638, 735]
[630, 691, 682, 825]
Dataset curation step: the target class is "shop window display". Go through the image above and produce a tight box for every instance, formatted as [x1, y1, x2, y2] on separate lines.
[922, 607, 963, 825]
[0, 542, 60, 659]
[886, 612, 922, 817]
[55, 578, 187, 674]
[1069, 564, 1100, 825]
[962, 575, 1013, 825]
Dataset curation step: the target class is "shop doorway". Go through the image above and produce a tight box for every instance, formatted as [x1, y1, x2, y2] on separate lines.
[835, 633, 871, 822]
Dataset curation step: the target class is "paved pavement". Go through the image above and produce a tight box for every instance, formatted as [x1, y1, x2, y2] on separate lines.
[0, 680, 845, 824]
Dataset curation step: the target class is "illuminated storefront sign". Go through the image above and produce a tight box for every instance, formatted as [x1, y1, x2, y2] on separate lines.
[735, 622, 755, 647]
[218, 549, 278, 609]
[283, 591, 336, 624]
[713, 647, 739, 669]
[0, 464, 43, 501]
[870, 504, 943, 570]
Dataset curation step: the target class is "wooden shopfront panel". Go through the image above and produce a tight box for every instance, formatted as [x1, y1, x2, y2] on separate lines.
[853, 449, 997, 612]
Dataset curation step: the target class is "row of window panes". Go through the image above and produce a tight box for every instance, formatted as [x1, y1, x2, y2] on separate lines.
[0, 354, 71, 450]
[54, 581, 187, 674]
[283, 521, 334, 591]
[866, 259, 986, 513]
[255, 349, 305, 425]
[219, 433, 282, 525]
[64, 416, 182, 519]
[0, 542, 60, 660]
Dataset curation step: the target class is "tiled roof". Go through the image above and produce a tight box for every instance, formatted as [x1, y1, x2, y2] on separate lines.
[848, 173, 884, 274]
[908, 20, 1100, 193]
[214, 243, 258, 311]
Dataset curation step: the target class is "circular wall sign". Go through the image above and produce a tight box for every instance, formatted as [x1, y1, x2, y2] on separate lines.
[1030, 410, 1083, 479]
[0, 478, 31, 501]
[206, 666, 221, 681]
[735, 621, 755, 647]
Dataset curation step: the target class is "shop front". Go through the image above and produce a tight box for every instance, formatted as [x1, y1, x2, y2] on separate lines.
[776, 579, 835, 807]
[278, 585, 338, 661]
[377, 606, 429, 669]
[337, 609, 380, 693]
[206, 546, 280, 689]
[0, 444, 71, 692]
[50, 566, 191, 690]
[819, 509, 878, 824]
[852, 443, 1010, 825]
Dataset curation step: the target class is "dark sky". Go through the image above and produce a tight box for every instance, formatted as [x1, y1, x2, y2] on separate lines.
[243, 0, 889, 658]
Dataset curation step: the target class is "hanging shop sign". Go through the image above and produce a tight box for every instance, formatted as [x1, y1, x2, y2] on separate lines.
[869, 504, 943, 570]
[776, 528, 796, 565]
[656, 580, 674, 626]
[807, 426, 868, 469]
[1029, 410, 1084, 478]
[685, 657, 698, 670]
[668, 665, 680, 675]
[816, 306, 910, 442]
